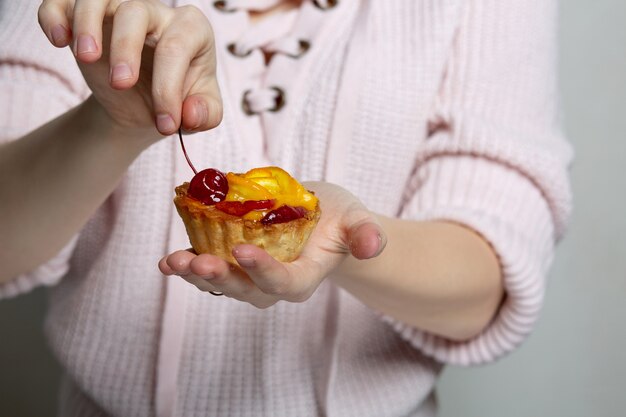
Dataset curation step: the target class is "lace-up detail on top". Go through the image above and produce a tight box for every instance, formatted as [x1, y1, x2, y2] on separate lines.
[215, 0, 338, 12]
[214, 0, 338, 115]
[223, 6, 300, 58]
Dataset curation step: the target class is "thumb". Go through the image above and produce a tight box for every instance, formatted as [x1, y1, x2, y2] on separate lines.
[346, 219, 387, 260]
[181, 82, 223, 132]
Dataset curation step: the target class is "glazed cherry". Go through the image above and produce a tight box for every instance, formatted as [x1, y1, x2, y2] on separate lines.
[261, 205, 307, 225]
[188, 169, 229, 205]
[216, 199, 275, 216]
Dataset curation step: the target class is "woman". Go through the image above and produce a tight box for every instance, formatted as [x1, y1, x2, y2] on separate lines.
[0, 0, 572, 415]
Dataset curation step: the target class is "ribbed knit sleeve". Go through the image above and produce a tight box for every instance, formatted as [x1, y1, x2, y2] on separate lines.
[383, 0, 573, 365]
[0, 0, 88, 298]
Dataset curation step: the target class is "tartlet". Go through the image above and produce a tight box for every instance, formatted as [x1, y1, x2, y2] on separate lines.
[174, 166, 321, 263]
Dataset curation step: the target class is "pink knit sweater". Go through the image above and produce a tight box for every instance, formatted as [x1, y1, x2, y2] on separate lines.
[0, 0, 572, 416]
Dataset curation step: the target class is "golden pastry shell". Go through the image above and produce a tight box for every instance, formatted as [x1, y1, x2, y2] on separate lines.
[174, 183, 321, 263]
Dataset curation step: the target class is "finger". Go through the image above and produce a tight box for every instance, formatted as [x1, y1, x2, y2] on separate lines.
[181, 87, 223, 132]
[188, 253, 229, 279]
[189, 254, 259, 298]
[109, 0, 160, 89]
[152, 5, 216, 135]
[184, 271, 275, 309]
[348, 221, 387, 260]
[38, 0, 72, 47]
[232, 245, 306, 300]
[71, 0, 110, 62]
[158, 255, 175, 275]
[162, 249, 196, 275]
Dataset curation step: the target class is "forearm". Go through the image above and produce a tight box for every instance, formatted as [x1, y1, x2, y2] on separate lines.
[334, 217, 504, 341]
[0, 96, 156, 282]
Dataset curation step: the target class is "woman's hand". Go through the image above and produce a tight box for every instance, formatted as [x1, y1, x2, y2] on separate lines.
[158, 182, 387, 308]
[37, 0, 222, 142]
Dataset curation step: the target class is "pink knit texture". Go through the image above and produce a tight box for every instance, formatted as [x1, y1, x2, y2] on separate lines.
[0, 0, 571, 415]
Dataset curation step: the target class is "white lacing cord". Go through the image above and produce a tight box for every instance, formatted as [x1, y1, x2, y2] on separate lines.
[215, 0, 339, 114]
[226, 7, 300, 57]
[228, 31, 310, 59]
[265, 37, 310, 57]
[242, 86, 285, 115]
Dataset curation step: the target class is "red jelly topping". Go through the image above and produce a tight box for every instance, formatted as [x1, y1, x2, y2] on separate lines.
[261, 205, 307, 225]
[216, 199, 275, 216]
[188, 169, 229, 205]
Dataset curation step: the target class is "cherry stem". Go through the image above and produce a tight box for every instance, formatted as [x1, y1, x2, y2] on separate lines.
[178, 128, 197, 175]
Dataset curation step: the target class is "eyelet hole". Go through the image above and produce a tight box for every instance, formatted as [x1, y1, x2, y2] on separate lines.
[268, 87, 286, 112]
[285, 40, 311, 59]
[227, 43, 253, 58]
[312, 0, 339, 10]
[213, 1, 237, 13]
[242, 87, 286, 116]
[242, 90, 254, 115]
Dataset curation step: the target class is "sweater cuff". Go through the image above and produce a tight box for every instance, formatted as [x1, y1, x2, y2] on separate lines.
[383, 154, 556, 366]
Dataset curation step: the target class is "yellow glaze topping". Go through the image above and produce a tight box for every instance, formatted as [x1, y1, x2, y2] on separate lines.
[224, 167, 318, 220]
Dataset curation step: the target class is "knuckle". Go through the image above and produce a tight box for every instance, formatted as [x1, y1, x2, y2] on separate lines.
[286, 290, 312, 304]
[346, 203, 369, 219]
[262, 282, 290, 297]
[156, 36, 186, 58]
[239, 284, 256, 297]
[176, 5, 213, 36]
[116, 0, 148, 18]
[37, 2, 57, 26]
[177, 4, 203, 20]
[72, 3, 100, 20]
[152, 84, 177, 108]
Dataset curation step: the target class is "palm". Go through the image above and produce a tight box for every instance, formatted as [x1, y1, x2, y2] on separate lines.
[293, 182, 369, 277]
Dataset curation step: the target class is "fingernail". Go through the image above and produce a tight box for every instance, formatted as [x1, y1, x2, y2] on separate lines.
[236, 257, 256, 268]
[201, 273, 216, 280]
[156, 113, 176, 133]
[76, 34, 97, 55]
[51, 25, 68, 46]
[110, 63, 133, 83]
[193, 101, 208, 129]
[374, 233, 386, 257]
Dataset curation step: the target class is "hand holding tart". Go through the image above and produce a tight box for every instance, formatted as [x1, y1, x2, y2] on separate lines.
[162, 135, 384, 308]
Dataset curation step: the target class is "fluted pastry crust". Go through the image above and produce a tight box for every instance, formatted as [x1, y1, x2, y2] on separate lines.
[174, 183, 321, 263]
